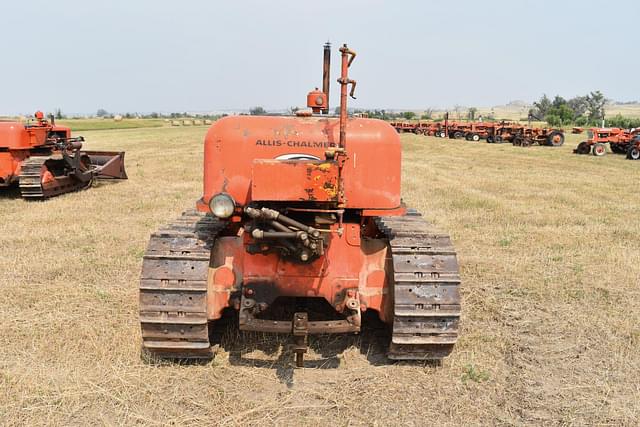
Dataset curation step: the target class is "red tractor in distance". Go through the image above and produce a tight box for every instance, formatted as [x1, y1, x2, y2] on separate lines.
[487, 122, 565, 147]
[574, 127, 639, 156]
[0, 112, 127, 198]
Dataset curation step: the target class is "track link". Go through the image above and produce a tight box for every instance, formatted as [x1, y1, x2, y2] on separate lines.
[18, 156, 89, 199]
[376, 211, 461, 361]
[139, 209, 222, 359]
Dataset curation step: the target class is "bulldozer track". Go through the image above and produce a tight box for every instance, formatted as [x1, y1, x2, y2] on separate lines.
[139, 209, 222, 359]
[376, 211, 461, 361]
[18, 156, 90, 199]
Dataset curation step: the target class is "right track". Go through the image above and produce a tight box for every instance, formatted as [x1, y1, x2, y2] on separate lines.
[376, 212, 461, 361]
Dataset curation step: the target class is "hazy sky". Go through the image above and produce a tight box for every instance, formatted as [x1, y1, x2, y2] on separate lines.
[2, 0, 638, 115]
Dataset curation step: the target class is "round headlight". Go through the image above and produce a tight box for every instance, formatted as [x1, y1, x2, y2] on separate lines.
[209, 193, 235, 218]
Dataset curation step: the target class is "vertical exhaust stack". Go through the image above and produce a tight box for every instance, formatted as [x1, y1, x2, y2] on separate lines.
[322, 42, 331, 114]
[337, 44, 357, 150]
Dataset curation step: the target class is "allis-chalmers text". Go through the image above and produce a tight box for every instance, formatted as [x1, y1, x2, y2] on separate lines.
[255, 140, 336, 148]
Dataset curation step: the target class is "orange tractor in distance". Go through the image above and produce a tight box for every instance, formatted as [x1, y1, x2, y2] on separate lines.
[574, 127, 639, 156]
[139, 44, 461, 366]
[0, 112, 127, 198]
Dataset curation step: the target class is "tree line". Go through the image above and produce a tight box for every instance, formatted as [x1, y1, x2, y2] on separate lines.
[530, 92, 640, 128]
[529, 91, 607, 127]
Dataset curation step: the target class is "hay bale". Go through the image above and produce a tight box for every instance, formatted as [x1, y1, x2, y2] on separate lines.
[204, 119, 212, 125]
[171, 120, 181, 126]
[193, 119, 203, 126]
[113, 115, 123, 122]
[182, 119, 193, 126]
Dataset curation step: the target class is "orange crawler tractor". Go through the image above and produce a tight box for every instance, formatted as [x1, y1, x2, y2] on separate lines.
[139, 44, 461, 366]
[0, 112, 127, 198]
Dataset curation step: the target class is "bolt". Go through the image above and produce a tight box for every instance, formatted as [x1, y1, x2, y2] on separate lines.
[245, 288, 254, 296]
[300, 252, 309, 262]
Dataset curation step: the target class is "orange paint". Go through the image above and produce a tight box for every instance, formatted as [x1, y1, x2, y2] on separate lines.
[208, 223, 393, 323]
[0, 117, 70, 187]
[200, 115, 402, 210]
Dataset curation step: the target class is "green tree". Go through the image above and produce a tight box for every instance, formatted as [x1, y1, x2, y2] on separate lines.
[606, 114, 640, 129]
[552, 95, 566, 109]
[533, 94, 552, 118]
[54, 108, 64, 120]
[250, 106, 266, 115]
[96, 108, 109, 117]
[468, 107, 478, 121]
[545, 114, 561, 127]
[567, 96, 588, 119]
[420, 108, 434, 120]
[546, 104, 574, 126]
[402, 111, 416, 120]
[585, 91, 606, 124]
[574, 116, 588, 126]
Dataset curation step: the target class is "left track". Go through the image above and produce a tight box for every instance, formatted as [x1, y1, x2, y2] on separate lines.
[18, 156, 90, 199]
[139, 209, 222, 359]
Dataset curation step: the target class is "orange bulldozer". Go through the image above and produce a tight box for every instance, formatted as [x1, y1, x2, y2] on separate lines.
[0, 111, 127, 198]
[139, 43, 461, 367]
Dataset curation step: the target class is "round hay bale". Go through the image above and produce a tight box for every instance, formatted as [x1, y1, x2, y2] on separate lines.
[182, 119, 193, 126]
[171, 120, 181, 126]
[113, 115, 123, 122]
[193, 119, 203, 126]
[204, 119, 212, 125]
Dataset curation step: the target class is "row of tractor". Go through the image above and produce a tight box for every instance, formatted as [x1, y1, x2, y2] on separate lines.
[390, 120, 565, 147]
[391, 119, 640, 160]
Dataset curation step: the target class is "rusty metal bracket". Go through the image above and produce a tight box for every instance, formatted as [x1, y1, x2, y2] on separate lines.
[292, 312, 308, 367]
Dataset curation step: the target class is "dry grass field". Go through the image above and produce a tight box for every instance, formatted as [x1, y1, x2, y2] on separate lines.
[1, 126, 639, 425]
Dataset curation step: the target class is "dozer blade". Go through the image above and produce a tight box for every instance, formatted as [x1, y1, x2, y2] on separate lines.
[84, 150, 128, 179]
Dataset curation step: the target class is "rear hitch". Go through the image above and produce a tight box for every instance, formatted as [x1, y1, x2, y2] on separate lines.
[292, 312, 309, 368]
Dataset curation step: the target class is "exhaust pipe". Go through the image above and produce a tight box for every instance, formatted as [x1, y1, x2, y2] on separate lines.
[322, 42, 331, 114]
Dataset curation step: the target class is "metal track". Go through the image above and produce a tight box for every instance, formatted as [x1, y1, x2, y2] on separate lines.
[18, 156, 90, 199]
[376, 212, 461, 361]
[139, 209, 222, 359]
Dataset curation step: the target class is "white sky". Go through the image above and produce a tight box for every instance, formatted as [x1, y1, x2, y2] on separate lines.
[1, 0, 638, 115]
